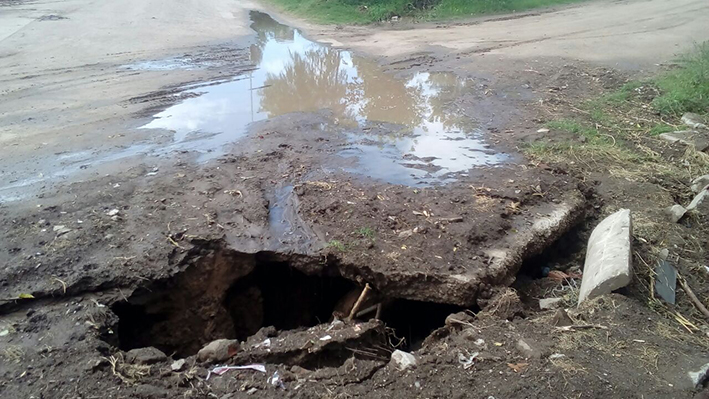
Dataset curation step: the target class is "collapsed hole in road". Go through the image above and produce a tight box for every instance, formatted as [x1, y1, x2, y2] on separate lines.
[112, 249, 354, 357]
[110, 247, 469, 358]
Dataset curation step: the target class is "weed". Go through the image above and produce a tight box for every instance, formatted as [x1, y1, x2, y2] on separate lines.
[356, 227, 375, 239]
[546, 119, 597, 139]
[327, 240, 346, 251]
[652, 43, 709, 116]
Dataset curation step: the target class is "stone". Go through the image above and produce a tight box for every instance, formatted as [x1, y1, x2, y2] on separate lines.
[52, 225, 72, 236]
[682, 112, 708, 130]
[125, 347, 167, 365]
[539, 298, 563, 310]
[537, 128, 550, 133]
[515, 338, 542, 360]
[659, 130, 709, 152]
[689, 362, 709, 388]
[578, 209, 633, 305]
[197, 339, 240, 363]
[665, 204, 687, 223]
[691, 175, 709, 193]
[171, 359, 186, 372]
[445, 311, 474, 327]
[687, 189, 709, 214]
[390, 349, 417, 371]
[551, 309, 574, 327]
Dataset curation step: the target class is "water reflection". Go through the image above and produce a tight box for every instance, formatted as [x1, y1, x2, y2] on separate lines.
[141, 11, 506, 184]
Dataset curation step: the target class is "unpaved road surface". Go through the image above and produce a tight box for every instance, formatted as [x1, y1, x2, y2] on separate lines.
[1, 0, 709, 398]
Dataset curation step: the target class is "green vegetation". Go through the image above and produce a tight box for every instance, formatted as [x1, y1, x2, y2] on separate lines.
[327, 240, 347, 251]
[356, 227, 376, 239]
[266, 0, 588, 25]
[652, 43, 709, 116]
[525, 43, 709, 181]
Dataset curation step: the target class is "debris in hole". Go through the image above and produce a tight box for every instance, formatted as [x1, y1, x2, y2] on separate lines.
[198, 339, 239, 363]
[539, 297, 563, 310]
[111, 249, 355, 357]
[206, 364, 266, 380]
[390, 349, 417, 371]
[171, 359, 186, 372]
[578, 209, 633, 305]
[125, 347, 166, 365]
[268, 370, 286, 389]
[458, 351, 479, 369]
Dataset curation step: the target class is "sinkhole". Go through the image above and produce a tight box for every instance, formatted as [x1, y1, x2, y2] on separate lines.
[110, 248, 465, 357]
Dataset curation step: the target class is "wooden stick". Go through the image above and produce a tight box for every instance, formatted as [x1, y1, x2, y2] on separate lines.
[347, 283, 371, 321]
[677, 274, 709, 320]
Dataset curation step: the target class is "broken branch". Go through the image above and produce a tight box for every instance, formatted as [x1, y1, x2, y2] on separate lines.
[347, 283, 371, 321]
[677, 274, 709, 320]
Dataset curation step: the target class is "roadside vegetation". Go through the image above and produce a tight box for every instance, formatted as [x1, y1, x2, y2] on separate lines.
[525, 43, 709, 183]
[266, 0, 587, 25]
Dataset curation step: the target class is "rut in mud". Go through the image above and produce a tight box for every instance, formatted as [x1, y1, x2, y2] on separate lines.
[109, 245, 465, 358]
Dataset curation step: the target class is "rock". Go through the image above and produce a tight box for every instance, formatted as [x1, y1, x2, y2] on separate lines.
[539, 298, 563, 310]
[659, 130, 709, 152]
[106, 209, 120, 216]
[682, 112, 708, 130]
[445, 311, 474, 327]
[665, 204, 687, 223]
[52, 225, 72, 236]
[125, 347, 167, 365]
[687, 189, 709, 214]
[691, 175, 709, 193]
[516, 338, 542, 360]
[689, 362, 709, 388]
[398, 229, 414, 238]
[578, 209, 633, 305]
[171, 359, 186, 372]
[197, 339, 240, 363]
[551, 309, 574, 327]
[537, 128, 550, 133]
[390, 349, 417, 371]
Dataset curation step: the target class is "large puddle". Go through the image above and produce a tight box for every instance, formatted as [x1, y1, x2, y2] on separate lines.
[142, 11, 507, 185]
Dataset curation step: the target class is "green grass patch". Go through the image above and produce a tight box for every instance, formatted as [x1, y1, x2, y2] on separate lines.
[327, 240, 347, 251]
[266, 0, 589, 25]
[546, 119, 597, 139]
[652, 42, 709, 116]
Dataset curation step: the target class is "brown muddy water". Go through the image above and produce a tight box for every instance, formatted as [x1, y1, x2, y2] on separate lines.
[141, 11, 508, 185]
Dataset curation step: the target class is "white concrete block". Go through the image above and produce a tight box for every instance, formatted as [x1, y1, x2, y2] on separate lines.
[578, 209, 633, 305]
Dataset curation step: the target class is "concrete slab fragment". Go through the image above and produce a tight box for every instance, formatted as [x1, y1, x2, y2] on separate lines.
[578, 209, 633, 305]
[687, 189, 709, 214]
[659, 131, 709, 152]
[691, 175, 709, 193]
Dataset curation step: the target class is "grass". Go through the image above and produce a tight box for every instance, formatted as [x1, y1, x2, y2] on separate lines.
[327, 240, 347, 251]
[266, 0, 588, 25]
[356, 227, 375, 239]
[652, 42, 709, 116]
[528, 43, 709, 181]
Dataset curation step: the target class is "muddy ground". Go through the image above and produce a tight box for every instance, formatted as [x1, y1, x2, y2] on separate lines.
[2, 0, 709, 398]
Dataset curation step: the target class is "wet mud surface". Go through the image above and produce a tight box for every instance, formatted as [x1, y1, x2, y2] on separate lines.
[1, 4, 709, 399]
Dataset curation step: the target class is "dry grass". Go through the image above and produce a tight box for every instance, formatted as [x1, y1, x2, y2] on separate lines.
[106, 354, 151, 385]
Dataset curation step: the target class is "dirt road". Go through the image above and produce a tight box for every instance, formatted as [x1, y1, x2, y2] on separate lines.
[306, 0, 709, 69]
[1, 0, 709, 398]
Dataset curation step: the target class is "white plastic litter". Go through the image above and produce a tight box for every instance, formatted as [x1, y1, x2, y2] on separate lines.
[206, 364, 266, 380]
